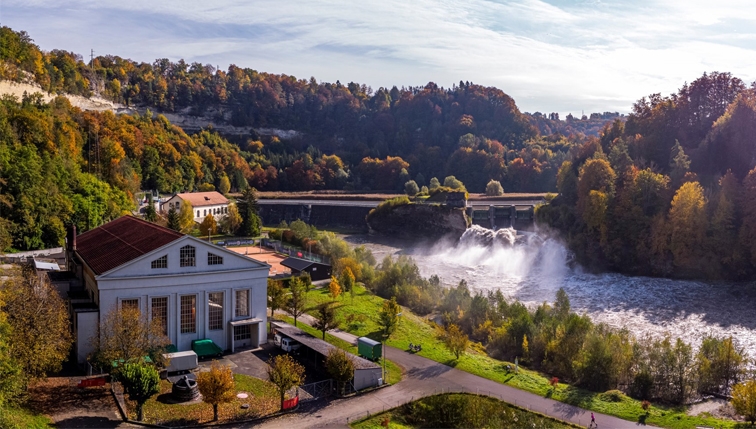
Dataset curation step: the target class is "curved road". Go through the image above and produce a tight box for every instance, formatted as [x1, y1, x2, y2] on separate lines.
[254, 317, 650, 429]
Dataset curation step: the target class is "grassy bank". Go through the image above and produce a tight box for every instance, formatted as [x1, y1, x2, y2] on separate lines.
[351, 393, 579, 429]
[277, 315, 402, 385]
[305, 285, 737, 429]
[0, 405, 52, 429]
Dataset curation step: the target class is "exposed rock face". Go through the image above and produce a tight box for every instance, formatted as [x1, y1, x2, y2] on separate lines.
[366, 203, 468, 240]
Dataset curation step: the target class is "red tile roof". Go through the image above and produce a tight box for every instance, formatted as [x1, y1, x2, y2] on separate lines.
[175, 192, 229, 207]
[76, 216, 184, 275]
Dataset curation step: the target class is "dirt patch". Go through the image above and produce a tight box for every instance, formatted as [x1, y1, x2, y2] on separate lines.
[25, 377, 133, 428]
[0, 80, 127, 112]
[228, 247, 290, 276]
[687, 398, 742, 421]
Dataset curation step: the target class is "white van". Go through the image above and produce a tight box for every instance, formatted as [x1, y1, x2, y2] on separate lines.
[275, 335, 301, 353]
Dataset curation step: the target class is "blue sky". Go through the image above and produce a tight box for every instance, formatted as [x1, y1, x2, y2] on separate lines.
[2, 0, 756, 116]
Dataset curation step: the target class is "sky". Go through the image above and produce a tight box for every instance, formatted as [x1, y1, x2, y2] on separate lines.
[2, 0, 756, 117]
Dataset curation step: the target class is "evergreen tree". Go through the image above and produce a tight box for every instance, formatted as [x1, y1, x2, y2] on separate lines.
[237, 188, 262, 237]
[166, 207, 180, 231]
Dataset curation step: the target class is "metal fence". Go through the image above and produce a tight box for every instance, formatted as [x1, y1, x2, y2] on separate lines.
[298, 379, 333, 402]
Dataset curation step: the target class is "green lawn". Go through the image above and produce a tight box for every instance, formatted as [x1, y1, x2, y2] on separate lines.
[127, 374, 278, 426]
[0, 405, 52, 429]
[276, 315, 402, 385]
[350, 393, 578, 429]
[304, 285, 739, 429]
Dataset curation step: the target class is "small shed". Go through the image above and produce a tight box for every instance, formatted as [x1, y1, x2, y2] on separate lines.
[280, 257, 332, 281]
[357, 337, 382, 360]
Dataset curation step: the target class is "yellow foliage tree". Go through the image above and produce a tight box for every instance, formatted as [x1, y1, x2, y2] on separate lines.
[178, 201, 195, 233]
[732, 380, 756, 424]
[329, 276, 342, 300]
[200, 213, 218, 236]
[197, 362, 236, 421]
[668, 181, 706, 271]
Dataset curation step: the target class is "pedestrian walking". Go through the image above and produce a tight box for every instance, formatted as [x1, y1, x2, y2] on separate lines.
[590, 412, 597, 428]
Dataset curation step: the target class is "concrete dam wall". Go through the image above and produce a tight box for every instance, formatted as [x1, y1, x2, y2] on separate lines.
[258, 202, 372, 230]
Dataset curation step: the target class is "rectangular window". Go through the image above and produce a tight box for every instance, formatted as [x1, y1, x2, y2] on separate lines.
[151, 255, 168, 269]
[180, 295, 196, 333]
[235, 290, 249, 317]
[208, 292, 224, 330]
[121, 298, 139, 311]
[151, 297, 168, 335]
[234, 324, 251, 341]
[207, 252, 223, 266]
[180, 246, 196, 267]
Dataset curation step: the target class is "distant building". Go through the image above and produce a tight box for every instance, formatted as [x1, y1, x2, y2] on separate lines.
[65, 216, 270, 364]
[163, 192, 230, 223]
[280, 257, 332, 281]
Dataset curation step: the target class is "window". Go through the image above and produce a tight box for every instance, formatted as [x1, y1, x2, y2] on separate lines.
[151, 255, 168, 269]
[175, 202, 180, 209]
[180, 295, 196, 333]
[151, 297, 168, 335]
[197, 210, 200, 218]
[204, 209, 207, 216]
[122, 298, 139, 310]
[235, 290, 249, 317]
[234, 324, 251, 341]
[208, 292, 223, 330]
[208, 252, 223, 265]
[180, 245, 196, 267]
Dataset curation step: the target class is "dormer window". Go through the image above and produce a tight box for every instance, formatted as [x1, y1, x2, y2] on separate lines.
[208, 252, 223, 265]
[180, 245, 196, 267]
[151, 255, 168, 269]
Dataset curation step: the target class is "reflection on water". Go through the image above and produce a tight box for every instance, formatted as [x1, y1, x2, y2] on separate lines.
[346, 228, 756, 355]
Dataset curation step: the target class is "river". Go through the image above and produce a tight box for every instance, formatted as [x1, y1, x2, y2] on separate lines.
[344, 226, 756, 355]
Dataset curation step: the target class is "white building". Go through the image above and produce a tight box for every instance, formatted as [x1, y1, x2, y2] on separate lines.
[67, 216, 269, 364]
[163, 191, 230, 223]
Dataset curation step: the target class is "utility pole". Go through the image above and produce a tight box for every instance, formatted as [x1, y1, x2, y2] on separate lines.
[90, 49, 95, 68]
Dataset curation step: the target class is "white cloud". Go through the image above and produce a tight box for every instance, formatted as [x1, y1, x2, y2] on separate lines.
[2, 0, 756, 116]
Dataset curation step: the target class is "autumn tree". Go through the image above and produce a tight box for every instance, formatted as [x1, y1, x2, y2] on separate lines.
[485, 179, 504, 196]
[429, 177, 440, 190]
[669, 140, 690, 187]
[443, 175, 466, 190]
[287, 277, 307, 327]
[326, 349, 354, 396]
[0, 298, 24, 407]
[1, 266, 71, 379]
[404, 180, 419, 196]
[577, 158, 616, 222]
[200, 213, 218, 236]
[198, 183, 215, 192]
[218, 174, 231, 194]
[178, 200, 195, 233]
[120, 363, 160, 421]
[697, 336, 747, 395]
[197, 362, 236, 421]
[732, 380, 756, 424]
[329, 276, 341, 300]
[340, 267, 355, 293]
[668, 181, 707, 272]
[267, 354, 305, 411]
[91, 306, 170, 371]
[440, 323, 469, 360]
[221, 202, 242, 235]
[314, 302, 340, 340]
[378, 297, 401, 340]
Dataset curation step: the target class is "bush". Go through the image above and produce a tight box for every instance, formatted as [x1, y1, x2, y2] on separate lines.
[404, 180, 420, 196]
[599, 390, 625, 403]
[486, 179, 504, 196]
[368, 196, 411, 218]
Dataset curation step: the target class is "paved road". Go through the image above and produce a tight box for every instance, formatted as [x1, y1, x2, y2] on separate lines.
[255, 315, 650, 429]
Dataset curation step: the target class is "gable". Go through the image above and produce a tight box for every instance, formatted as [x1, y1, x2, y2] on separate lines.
[98, 236, 269, 279]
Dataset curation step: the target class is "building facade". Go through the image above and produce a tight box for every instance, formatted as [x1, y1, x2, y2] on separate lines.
[67, 216, 269, 364]
[162, 191, 230, 223]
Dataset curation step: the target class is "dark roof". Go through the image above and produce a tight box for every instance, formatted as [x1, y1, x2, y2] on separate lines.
[271, 322, 379, 370]
[280, 257, 316, 271]
[76, 216, 184, 275]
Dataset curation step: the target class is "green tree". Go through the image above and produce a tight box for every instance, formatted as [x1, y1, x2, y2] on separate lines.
[143, 194, 157, 222]
[90, 307, 170, 371]
[178, 200, 195, 233]
[485, 179, 504, 196]
[404, 180, 419, 196]
[197, 362, 236, 421]
[120, 363, 160, 421]
[429, 177, 441, 190]
[267, 279, 287, 329]
[440, 323, 469, 360]
[199, 213, 217, 237]
[669, 140, 690, 187]
[378, 297, 401, 339]
[198, 183, 215, 192]
[325, 349, 354, 396]
[237, 188, 261, 237]
[443, 175, 466, 190]
[0, 297, 24, 407]
[340, 267, 355, 293]
[166, 207, 180, 231]
[287, 277, 307, 327]
[732, 380, 756, 424]
[267, 354, 305, 411]
[221, 202, 242, 235]
[314, 302, 340, 340]
[2, 267, 71, 379]
[697, 336, 746, 395]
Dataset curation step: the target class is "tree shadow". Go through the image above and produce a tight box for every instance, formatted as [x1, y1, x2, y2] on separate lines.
[637, 412, 648, 425]
[443, 358, 460, 367]
[406, 363, 452, 380]
[55, 416, 124, 428]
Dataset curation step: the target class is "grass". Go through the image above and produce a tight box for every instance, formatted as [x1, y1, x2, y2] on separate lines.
[303, 285, 740, 429]
[350, 393, 578, 429]
[277, 315, 402, 385]
[126, 373, 278, 426]
[0, 405, 52, 429]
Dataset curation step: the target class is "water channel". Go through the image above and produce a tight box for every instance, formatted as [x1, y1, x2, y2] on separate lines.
[344, 225, 756, 355]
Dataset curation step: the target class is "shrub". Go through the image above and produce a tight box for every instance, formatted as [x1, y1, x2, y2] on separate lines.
[404, 180, 420, 196]
[599, 390, 625, 403]
[486, 179, 504, 196]
[368, 196, 411, 218]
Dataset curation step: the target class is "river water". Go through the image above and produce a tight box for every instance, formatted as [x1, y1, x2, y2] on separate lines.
[344, 226, 756, 355]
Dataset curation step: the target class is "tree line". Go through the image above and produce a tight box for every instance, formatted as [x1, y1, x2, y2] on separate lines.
[538, 73, 756, 280]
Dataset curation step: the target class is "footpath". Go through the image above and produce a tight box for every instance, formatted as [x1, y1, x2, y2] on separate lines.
[254, 313, 650, 429]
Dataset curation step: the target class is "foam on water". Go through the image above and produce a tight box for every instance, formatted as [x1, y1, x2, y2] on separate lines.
[349, 227, 756, 354]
